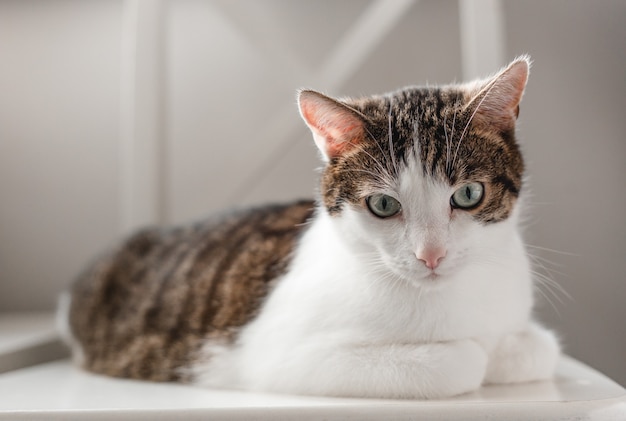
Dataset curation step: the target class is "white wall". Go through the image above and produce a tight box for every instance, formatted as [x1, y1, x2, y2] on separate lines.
[503, 0, 626, 388]
[0, 0, 123, 310]
[0, 0, 624, 385]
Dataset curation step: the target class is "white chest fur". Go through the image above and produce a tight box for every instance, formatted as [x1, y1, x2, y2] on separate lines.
[245, 210, 531, 344]
[192, 209, 544, 399]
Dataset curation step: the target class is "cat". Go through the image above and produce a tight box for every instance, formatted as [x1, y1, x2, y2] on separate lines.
[58, 56, 560, 399]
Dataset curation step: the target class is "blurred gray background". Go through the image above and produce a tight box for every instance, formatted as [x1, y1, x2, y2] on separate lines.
[0, 0, 624, 386]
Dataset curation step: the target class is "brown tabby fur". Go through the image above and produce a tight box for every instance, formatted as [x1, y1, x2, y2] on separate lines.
[322, 88, 523, 222]
[69, 201, 314, 381]
[68, 82, 524, 382]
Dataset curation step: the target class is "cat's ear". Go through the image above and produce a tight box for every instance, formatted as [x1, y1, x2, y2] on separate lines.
[298, 90, 367, 161]
[464, 56, 530, 132]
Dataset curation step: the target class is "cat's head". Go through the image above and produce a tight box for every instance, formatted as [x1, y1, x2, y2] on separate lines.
[298, 57, 530, 286]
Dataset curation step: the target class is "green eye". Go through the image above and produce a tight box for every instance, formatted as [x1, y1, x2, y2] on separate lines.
[451, 182, 484, 209]
[366, 194, 402, 218]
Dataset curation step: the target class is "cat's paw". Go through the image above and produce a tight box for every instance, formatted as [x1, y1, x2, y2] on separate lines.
[422, 339, 489, 398]
[483, 324, 560, 385]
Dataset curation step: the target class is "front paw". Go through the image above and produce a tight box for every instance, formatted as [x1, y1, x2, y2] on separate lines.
[429, 339, 489, 398]
[483, 324, 560, 385]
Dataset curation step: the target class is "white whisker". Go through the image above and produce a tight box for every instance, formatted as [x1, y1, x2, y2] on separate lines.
[443, 113, 450, 174]
[526, 244, 578, 257]
[533, 282, 561, 317]
[452, 82, 498, 170]
[412, 106, 420, 159]
[531, 270, 571, 303]
[387, 98, 399, 176]
[359, 128, 397, 184]
[446, 101, 459, 176]
[527, 253, 567, 276]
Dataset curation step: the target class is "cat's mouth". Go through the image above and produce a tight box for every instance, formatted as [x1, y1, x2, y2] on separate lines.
[425, 272, 441, 281]
[393, 266, 449, 288]
[415, 263, 461, 285]
[382, 256, 456, 287]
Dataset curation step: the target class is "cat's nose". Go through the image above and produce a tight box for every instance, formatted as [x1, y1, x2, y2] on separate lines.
[415, 247, 447, 270]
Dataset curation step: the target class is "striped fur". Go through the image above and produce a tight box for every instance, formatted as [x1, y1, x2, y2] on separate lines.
[320, 87, 524, 223]
[68, 201, 314, 381]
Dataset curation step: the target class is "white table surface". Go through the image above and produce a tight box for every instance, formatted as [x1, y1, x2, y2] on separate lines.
[0, 313, 624, 420]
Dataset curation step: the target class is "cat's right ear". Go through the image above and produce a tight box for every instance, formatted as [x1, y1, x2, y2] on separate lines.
[298, 90, 367, 161]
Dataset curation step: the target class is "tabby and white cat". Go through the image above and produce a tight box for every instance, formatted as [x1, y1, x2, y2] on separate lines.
[59, 56, 560, 399]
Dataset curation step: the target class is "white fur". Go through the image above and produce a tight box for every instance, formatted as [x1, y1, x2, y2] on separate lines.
[56, 292, 85, 366]
[191, 155, 560, 399]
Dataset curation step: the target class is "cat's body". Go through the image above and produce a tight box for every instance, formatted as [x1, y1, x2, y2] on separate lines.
[62, 201, 314, 382]
[60, 57, 560, 399]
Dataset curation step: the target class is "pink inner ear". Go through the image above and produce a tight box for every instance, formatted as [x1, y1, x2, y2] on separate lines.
[299, 90, 365, 159]
[470, 59, 529, 131]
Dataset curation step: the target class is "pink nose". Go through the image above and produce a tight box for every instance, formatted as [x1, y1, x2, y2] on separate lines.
[415, 247, 447, 270]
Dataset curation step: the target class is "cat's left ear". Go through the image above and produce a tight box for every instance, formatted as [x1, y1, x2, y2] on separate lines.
[464, 56, 530, 132]
[298, 90, 368, 161]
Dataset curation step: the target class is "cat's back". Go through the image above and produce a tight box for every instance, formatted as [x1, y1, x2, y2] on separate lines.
[65, 200, 314, 382]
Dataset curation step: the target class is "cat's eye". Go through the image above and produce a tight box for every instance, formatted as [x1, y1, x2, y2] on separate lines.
[451, 182, 484, 209]
[366, 194, 402, 218]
